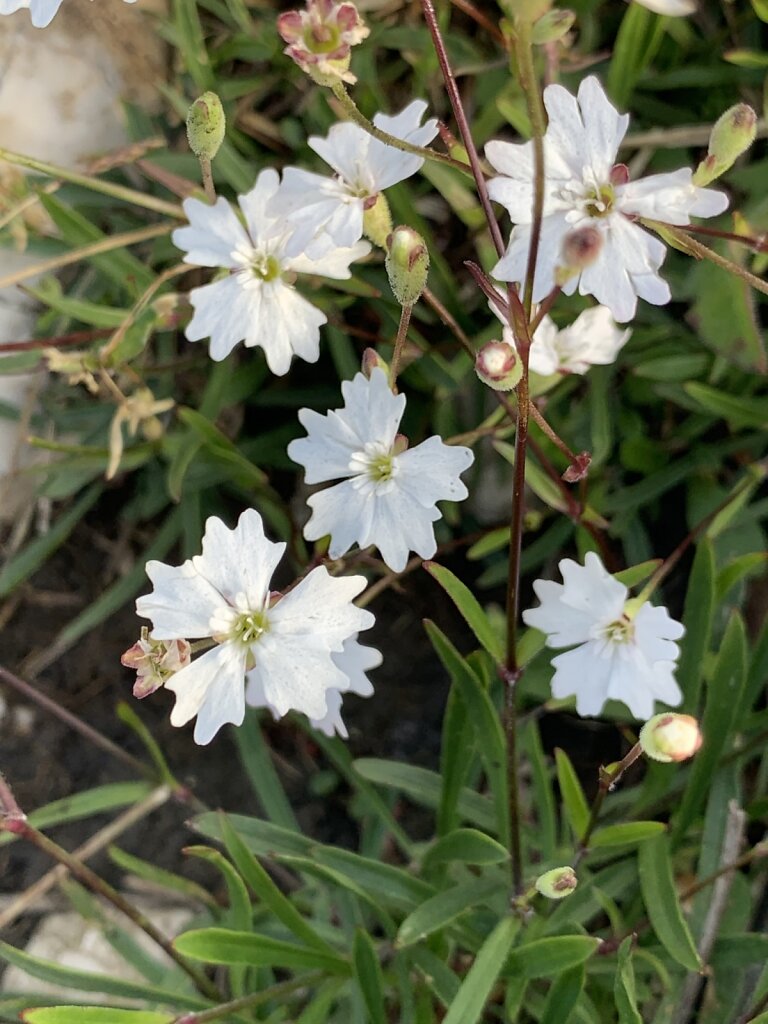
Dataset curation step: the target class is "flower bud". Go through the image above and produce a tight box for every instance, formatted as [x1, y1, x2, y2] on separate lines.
[362, 193, 393, 249]
[531, 8, 575, 43]
[385, 226, 429, 306]
[535, 866, 578, 899]
[186, 92, 226, 161]
[475, 340, 523, 392]
[362, 347, 389, 379]
[277, 0, 369, 86]
[555, 225, 604, 285]
[639, 713, 702, 763]
[694, 104, 757, 186]
[122, 628, 192, 699]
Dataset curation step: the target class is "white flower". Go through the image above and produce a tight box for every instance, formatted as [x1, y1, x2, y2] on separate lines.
[270, 101, 438, 256]
[135, 509, 375, 745]
[246, 635, 381, 738]
[632, 0, 696, 14]
[287, 367, 474, 573]
[486, 76, 728, 322]
[522, 551, 684, 720]
[490, 296, 631, 376]
[0, 0, 136, 27]
[172, 168, 370, 372]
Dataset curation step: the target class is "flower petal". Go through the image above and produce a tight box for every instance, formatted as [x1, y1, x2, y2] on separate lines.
[173, 196, 251, 269]
[136, 559, 222, 640]
[166, 642, 247, 744]
[193, 509, 285, 611]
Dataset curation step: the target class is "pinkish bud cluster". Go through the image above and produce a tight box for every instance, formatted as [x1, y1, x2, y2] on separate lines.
[475, 340, 522, 392]
[277, 0, 369, 86]
[121, 628, 192, 699]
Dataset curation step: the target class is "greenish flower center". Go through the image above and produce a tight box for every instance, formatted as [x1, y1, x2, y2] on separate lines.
[584, 183, 615, 218]
[305, 23, 341, 53]
[252, 254, 282, 282]
[368, 451, 395, 483]
[603, 616, 634, 644]
[231, 609, 269, 646]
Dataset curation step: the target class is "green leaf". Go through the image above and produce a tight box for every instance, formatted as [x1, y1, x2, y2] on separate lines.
[590, 822, 666, 848]
[540, 964, 585, 1024]
[421, 829, 509, 871]
[21, 1011, 173, 1024]
[555, 749, 589, 841]
[108, 846, 218, 911]
[521, 722, 557, 861]
[192, 812, 314, 858]
[678, 540, 716, 713]
[0, 484, 102, 598]
[312, 847, 434, 911]
[352, 759, 495, 832]
[614, 936, 643, 1024]
[607, 2, 665, 106]
[506, 937, 600, 979]
[425, 621, 508, 844]
[684, 383, 767, 430]
[352, 930, 387, 1024]
[613, 560, 661, 589]
[437, 683, 477, 836]
[27, 278, 128, 327]
[675, 612, 747, 838]
[174, 928, 350, 975]
[0, 782, 153, 848]
[689, 247, 765, 371]
[396, 876, 504, 948]
[638, 835, 702, 971]
[441, 917, 519, 1024]
[424, 563, 504, 663]
[408, 947, 461, 1008]
[178, 407, 267, 487]
[716, 552, 768, 602]
[0, 942, 206, 1009]
[219, 814, 334, 954]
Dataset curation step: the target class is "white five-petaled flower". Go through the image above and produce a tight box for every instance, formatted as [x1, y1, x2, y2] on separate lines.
[270, 101, 438, 256]
[172, 168, 370, 372]
[489, 296, 631, 377]
[287, 367, 475, 573]
[0, 0, 136, 26]
[522, 552, 684, 720]
[486, 76, 728, 322]
[246, 635, 381, 738]
[135, 509, 375, 745]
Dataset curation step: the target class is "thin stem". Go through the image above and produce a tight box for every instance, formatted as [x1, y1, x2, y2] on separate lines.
[100, 262, 188, 362]
[0, 222, 174, 291]
[330, 82, 471, 175]
[642, 219, 768, 299]
[529, 285, 562, 333]
[529, 402, 580, 466]
[0, 327, 111, 354]
[576, 743, 643, 863]
[199, 156, 216, 204]
[422, 287, 474, 354]
[678, 222, 768, 252]
[0, 146, 184, 218]
[0, 664, 151, 778]
[0, 808, 221, 1001]
[172, 974, 324, 1024]
[390, 304, 413, 388]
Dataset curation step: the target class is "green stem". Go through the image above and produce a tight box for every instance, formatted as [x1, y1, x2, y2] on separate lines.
[576, 742, 643, 863]
[330, 82, 472, 176]
[389, 304, 413, 387]
[0, 146, 184, 218]
[172, 974, 325, 1023]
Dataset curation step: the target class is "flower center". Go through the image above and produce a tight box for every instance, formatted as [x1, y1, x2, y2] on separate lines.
[348, 440, 400, 493]
[230, 608, 269, 646]
[305, 20, 341, 53]
[602, 616, 634, 645]
[251, 253, 282, 281]
[583, 183, 615, 219]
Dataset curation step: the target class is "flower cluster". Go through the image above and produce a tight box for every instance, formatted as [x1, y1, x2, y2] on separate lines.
[277, 0, 369, 86]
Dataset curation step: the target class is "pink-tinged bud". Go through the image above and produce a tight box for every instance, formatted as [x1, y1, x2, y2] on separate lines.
[610, 163, 630, 187]
[122, 628, 192, 699]
[277, 0, 369, 86]
[535, 866, 578, 899]
[694, 103, 758, 186]
[639, 713, 703, 763]
[562, 451, 592, 482]
[362, 347, 389, 379]
[475, 340, 523, 392]
[556, 225, 604, 285]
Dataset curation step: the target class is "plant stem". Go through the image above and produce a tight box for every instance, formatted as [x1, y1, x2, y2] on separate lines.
[0, 800, 221, 1001]
[172, 974, 324, 1023]
[330, 82, 471, 175]
[576, 742, 643, 863]
[0, 146, 184, 218]
[199, 155, 216, 204]
[390, 304, 413, 387]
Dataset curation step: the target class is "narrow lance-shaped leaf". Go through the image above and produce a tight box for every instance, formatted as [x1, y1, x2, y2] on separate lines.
[638, 835, 701, 971]
[352, 930, 387, 1024]
[441, 917, 519, 1024]
[424, 562, 504, 663]
[555, 748, 589, 841]
[614, 936, 643, 1024]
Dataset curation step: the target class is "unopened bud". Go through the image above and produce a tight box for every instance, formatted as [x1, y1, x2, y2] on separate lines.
[694, 104, 757, 186]
[122, 628, 192, 699]
[362, 347, 389, 379]
[531, 8, 575, 43]
[475, 340, 523, 392]
[362, 193, 393, 249]
[385, 226, 429, 306]
[639, 713, 702, 763]
[556, 225, 603, 285]
[278, 0, 369, 86]
[535, 866, 578, 900]
[186, 92, 226, 161]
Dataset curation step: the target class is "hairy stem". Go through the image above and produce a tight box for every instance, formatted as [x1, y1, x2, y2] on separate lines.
[172, 974, 325, 1023]
[576, 743, 643, 863]
[390, 304, 413, 387]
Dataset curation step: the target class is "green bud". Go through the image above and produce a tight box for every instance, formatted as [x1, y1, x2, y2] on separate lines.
[475, 340, 523, 391]
[693, 103, 757, 186]
[639, 713, 702, 763]
[535, 866, 578, 900]
[385, 226, 429, 306]
[186, 92, 226, 161]
[531, 8, 575, 43]
[362, 193, 393, 249]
